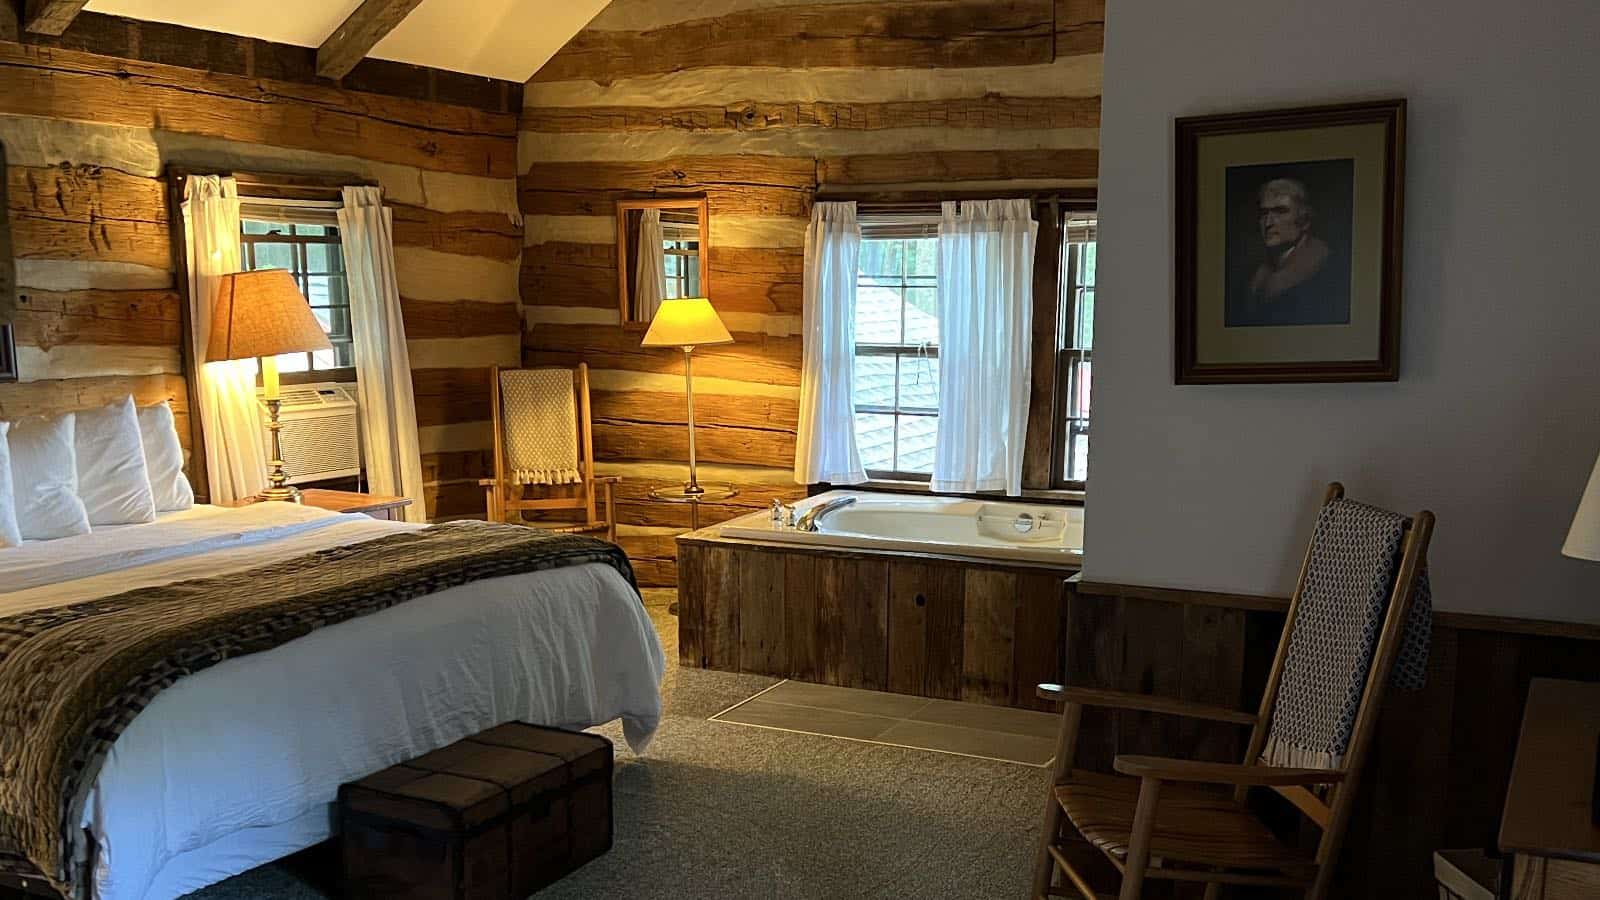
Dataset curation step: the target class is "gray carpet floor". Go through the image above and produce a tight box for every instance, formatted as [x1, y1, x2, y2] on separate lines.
[185, 590, 1049, 899]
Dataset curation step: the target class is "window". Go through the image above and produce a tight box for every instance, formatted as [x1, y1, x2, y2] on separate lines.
[1055, 212, 1098, 486]
[661, 214, 702, 300]
[853, 219, 940, 479]
[239, 219, 352, 374]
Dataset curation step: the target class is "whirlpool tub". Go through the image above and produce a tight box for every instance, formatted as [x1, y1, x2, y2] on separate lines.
[718, 490, 1084, 566]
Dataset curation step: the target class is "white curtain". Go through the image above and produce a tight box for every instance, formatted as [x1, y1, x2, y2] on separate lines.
[339, 186, 427, 523]
[794, 202, 867, 485]
[183, 175, 268, 503]
[634, 209, 667, 318]
[933, 199, 1038, 495]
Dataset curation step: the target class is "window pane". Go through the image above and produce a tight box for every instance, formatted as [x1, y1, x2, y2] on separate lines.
[895, 415, 937, 475]
[858, 240, 902, 278]
[242, 219, 277, 235]
[904, 238, 937, 276]
[853, 355, 896, 408]
[250, 241, 295, 271]
[306, 242, 344, 273]
[854, 413, 896, 473]
[855, 284, 903, 344]
[899, 354, 938, 410]
[903, 287, 939, 345]
[275, 351, 310, 374]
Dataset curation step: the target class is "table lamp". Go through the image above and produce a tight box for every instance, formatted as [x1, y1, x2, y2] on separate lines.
[205, 269, 333, 502]
[1565, 449, 1600, 563]
[1562, 446, 1600, 823]
[641, 297, 733, 495]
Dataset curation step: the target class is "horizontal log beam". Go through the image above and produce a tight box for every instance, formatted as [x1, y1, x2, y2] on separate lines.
[1055, 0, 1106, 57]
[411, 366, 491, 428]
[0, 43, 517, 178]
[521, 155, 815, 218]
[595, 420, 794, 468]
[525, 324, 801, 387]
[520, 241, 617, 310]
[0, 371, 187, 420]
[317, 0, 427, 81]
[521, 95, 1101, 134]
[6, 164, 172, 269]
[534, 0, 1054, 83]
[818, 148, 1099, 185]
[400, 299, 522, 340]
[708, 246, 803, 315]
[390, 205, 523, 261]
[12, 289, 181, 350]
[24, 0, 85, 36]
[592, 389, 797, 434]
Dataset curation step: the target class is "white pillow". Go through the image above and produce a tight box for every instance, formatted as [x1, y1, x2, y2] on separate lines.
[0, 423, 20, 548]
[75, 396, 157, 526]
[9, 413, 91, 540]
[137, 401, 194, 512]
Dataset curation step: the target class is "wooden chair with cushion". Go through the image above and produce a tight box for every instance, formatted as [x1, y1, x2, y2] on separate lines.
[1031, 483, 1435, 900]
[480, 363, 618, 541]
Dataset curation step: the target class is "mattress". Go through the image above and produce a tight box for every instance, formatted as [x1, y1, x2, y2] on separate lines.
[0, 504, 665, 900]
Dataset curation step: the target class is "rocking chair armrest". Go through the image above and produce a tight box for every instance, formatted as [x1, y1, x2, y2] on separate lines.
[477, 478, 499, 487]
[1113, 755, 1346, 787]
[1036, 684, 1257, 726]
[591, 475, 622, 484]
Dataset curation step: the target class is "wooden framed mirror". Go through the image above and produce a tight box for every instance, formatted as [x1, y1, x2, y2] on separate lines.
[616, 197, 709, 327]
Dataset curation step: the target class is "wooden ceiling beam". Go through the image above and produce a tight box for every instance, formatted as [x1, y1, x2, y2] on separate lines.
[24, 0, 87, 36]
[316, 0, 426, 81]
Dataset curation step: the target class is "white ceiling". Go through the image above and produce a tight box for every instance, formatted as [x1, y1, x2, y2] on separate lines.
[83, 0, 610, 82]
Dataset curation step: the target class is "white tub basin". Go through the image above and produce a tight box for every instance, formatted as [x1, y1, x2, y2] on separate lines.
[717, 490, 1083, 566]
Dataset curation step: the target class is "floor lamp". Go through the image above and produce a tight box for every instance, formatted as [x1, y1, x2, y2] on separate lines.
[205, 268, 333, 502]
[641, 297, 733, 495]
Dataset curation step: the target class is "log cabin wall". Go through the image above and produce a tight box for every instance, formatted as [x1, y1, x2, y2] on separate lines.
[0, 12, 523, 519]
[520, 0, 1105, 585]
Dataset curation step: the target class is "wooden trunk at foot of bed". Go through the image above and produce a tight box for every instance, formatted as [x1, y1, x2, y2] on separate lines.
[675, 534, 1077, 711]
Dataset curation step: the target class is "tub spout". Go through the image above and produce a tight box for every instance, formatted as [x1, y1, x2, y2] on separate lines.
[796, 496, 856, 533]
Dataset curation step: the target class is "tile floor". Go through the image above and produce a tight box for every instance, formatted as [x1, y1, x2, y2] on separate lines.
[711, 678, 1060, 766]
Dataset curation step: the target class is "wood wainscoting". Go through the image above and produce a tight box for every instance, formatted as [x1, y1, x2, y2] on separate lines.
[1063, 577, 1600, 899]
[676, 532, 1078, 711]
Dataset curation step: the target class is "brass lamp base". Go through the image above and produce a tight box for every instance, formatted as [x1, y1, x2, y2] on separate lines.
[257, 484, 303, 503]
[258, 396, 302, 503]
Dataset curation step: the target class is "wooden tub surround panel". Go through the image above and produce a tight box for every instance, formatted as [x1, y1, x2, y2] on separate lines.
[676, 534, 1077, 712]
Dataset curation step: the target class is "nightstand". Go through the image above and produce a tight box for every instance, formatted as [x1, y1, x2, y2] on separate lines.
[224, 489, 413, 522]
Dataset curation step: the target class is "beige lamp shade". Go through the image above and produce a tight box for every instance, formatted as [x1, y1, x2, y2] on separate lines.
[1564, 450, 1600, 562]
[640, 297, 733, 348]
[204, 269, 332, 363]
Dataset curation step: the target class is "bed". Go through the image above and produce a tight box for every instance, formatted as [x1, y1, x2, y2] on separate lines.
[0, 501, 666, 900]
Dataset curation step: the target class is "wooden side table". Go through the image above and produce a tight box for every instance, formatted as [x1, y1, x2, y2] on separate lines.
[223, 489, 413, 522]
[1500, 678, 1600, 899]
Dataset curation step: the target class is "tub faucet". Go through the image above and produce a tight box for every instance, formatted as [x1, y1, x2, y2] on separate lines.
[771, 499, 797, 528]
[796, 496, 856, 533]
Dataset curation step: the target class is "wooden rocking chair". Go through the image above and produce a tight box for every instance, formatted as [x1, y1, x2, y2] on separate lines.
[1031, 483, 1434, 900]
[480, 364, 618, 541]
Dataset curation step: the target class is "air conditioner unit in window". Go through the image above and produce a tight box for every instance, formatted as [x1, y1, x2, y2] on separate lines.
[256, 382, 361, 485]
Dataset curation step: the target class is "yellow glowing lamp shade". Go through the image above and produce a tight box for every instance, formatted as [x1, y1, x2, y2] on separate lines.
[640, 298, 733, 348]
[204, 269, 332, 363]
[1565, 450, 1600, 563]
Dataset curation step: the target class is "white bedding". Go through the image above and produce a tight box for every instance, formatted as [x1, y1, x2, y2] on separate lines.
[0, 505, 666, 900]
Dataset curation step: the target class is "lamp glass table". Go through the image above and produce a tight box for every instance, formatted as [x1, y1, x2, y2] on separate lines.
[649, 483, 737, 616]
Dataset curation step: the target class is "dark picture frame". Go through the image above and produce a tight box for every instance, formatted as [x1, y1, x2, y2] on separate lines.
[1175, 99, 1406, 383]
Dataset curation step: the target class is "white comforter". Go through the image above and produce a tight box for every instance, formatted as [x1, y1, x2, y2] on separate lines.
[0, 504, 666, 900]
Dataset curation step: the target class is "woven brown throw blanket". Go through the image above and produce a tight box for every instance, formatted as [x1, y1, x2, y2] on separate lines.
[0, 521, 635, 899]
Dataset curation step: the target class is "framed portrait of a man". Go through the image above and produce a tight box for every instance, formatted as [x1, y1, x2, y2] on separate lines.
[1175, 100, 1406, 383]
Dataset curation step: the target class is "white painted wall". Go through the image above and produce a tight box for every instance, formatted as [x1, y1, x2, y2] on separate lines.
[1085, 0, 1600, 622]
